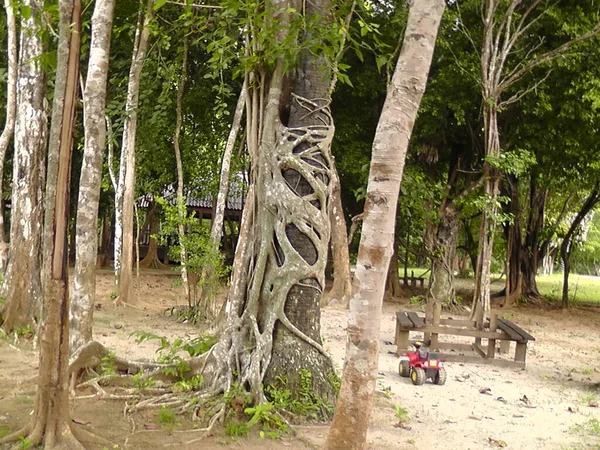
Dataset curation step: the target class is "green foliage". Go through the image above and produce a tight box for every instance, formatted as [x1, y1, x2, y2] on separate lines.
[225, 421, 250, 437]
[571, 418, 600, 436]
[485, 149, 537, 177]
[0, 425, 10, 439]
[265, 368, 334, 421]
[156, 405, 181, 432]
[17, 436, 33, 450]
[108, 291, 118, 301]
[327, 372, 341, 395]
[14, 324, 34, 338]
[244, 402, 288, 436]
[132, 371, 156, 390]
[98, 352, 118, 376]
[393, 405, 409, 424]
[173, 375, 203, 392]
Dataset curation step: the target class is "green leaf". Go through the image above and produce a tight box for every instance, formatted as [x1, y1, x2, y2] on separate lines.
[153, 0, 168, 10]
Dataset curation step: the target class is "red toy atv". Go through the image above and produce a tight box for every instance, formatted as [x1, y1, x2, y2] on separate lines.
[398, 341, 447, 386]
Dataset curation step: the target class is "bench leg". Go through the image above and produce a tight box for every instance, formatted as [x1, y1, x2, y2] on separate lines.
[487, 313, 497, 359]
[515, 342, 527, 364]
[396, 331, 409, 356]
[430, 303, 441, 349]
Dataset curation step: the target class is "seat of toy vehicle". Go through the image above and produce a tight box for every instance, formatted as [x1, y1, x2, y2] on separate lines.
[418, 350, 428, 360]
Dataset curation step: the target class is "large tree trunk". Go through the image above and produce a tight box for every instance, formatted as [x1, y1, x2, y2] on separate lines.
[428, 202, 460, 307]
[1, 0, 84, 448]
[138, 205, 168, 269]
[70, 0, 115, 353]
[560, 183, 600, 308]
[116, 2, 153, 304]
[326, 1, 445, 448]
[0, 0, 47, 333]
[263, 0, 337, 400]
[521, 179, 546, 297]
[0, 0, 18, 272]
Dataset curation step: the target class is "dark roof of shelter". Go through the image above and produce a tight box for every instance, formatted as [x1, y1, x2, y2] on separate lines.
[138, 179, 245, 211]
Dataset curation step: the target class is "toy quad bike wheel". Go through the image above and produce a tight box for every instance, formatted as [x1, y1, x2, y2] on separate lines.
[399, 360, 411, 378]
[433, 367, 447, 385]
[410, 367, 425, 386]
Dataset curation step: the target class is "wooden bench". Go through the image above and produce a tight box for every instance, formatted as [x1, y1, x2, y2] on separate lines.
[395, 311, 536, 368]
[400, 270, 425, 288]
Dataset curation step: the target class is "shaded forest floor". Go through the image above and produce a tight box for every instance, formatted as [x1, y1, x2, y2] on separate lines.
[1, 269, 600, 449]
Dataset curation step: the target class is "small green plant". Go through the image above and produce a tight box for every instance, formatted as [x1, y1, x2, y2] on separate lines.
[244, 402, 288, 435]
[394, 405, 410, 424]
[409, 295, 425, 305]
[174, 375, 203, 392]
[18, 436, 33, 450]
[108, 290, 118, 301]
[327, 372, 341, 394]
[571, 418, 600, 436]
[132, 370, 156, 390]
[582, 368, 593, 376]
[225, 421, 250, 437]
[98, 352, 118, 376]
[157, 406, 176, 425]
[580, 393, 598, 404]
[14, 324, 34, 338]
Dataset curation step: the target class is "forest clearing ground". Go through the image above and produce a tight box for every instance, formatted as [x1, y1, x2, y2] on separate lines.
[1, 270, 600, 449]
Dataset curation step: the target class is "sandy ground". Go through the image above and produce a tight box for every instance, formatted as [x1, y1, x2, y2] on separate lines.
[1, 270, 600, 450]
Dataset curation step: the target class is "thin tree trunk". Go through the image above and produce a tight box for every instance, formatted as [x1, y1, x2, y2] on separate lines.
[211, 80, 247, 246]
[70, 0, 115, 353]
[1, 0, 84, 448]
[560, 183, 600, 308]
[0, 0, 47, 333]
[0, 0, 18, 272]
[174, 37, 190, 305]
[117, 2, 153, 304]
[326, 1, 445, 448]
[325, 168, 352, 305]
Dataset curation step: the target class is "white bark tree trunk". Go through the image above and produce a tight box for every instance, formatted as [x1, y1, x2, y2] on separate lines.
[70, 0, 116, 353]
[0, 0, 18, 272]
[1, 1, 83, 448]
[174, 38, 190, 305]
[326, 1, 445, 448]
[116, 2, 153, 304]
[0, 0, 47, 333]
[210, 80, 247, 246]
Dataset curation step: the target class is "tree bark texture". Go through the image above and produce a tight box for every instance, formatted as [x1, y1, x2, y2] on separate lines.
[325, 167, 353, 305]
[70, 0, 115, 353]
[0, 0, 47, 333]
[326, 1, 445, 448]
[1, 0, 84, 448]
[0, 0, 18, 271]
[427, 202, 459, 307]
[560, 184, 600, 308]
[117, 2, 153, 304]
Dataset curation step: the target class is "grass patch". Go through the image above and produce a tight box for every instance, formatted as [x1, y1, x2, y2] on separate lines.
[0, 425, 11, 439]
[536, 274, 600, 305]
[571, 418, 600, 436]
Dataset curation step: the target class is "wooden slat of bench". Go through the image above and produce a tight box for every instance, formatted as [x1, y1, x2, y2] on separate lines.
[396, 312, 413, 328]
[497, 318, 535, 342]
[406, 312, 425, 328]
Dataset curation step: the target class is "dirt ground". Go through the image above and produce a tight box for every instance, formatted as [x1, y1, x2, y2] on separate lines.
[1, 270, 600, 450]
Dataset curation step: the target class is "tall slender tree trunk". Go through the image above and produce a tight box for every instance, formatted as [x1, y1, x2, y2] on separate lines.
[560, 183, 600, 308]
[325, 168, 353, 305]
[70, 0, 115, 353]
[0, 0, 86, 448]
[326, 1, 445, 448]
[0, 0, 18, 272]
[0, 0, 47, 333]
[521, 179, 546, 297]
[174, 38, 191, 305]
[116, 2, 153, 304]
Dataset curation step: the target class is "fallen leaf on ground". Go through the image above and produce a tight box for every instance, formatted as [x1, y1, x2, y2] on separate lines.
[488, 437, 507, 447]
[479, 387, 492, 395]
[496, 397, 507, 403]
[589, 401, 598, 408]
[394, 423, 412, 430]
[567, 406, 578, 413]
[512, 414, 524, 418]
[469, 415, 482, 421]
